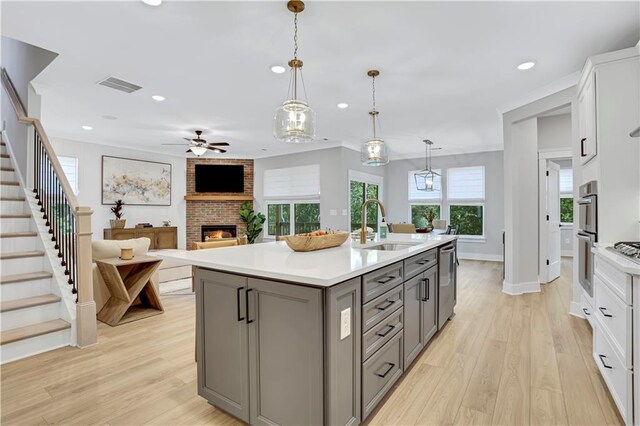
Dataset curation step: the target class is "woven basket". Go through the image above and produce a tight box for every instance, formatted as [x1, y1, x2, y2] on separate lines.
[284, 232, 350, 252]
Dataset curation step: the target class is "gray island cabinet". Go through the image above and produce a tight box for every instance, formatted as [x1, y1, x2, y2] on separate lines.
[191, 238, 457, 426]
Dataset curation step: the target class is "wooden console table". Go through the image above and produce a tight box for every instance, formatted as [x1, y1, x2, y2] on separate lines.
[96, 255, 163, 326]
[103, 226, 177, 250]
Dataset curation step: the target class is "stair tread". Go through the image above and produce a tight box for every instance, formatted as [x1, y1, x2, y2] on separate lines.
[0, 181, 19, 186]
[0, 168, 14, 172]
[0, 271, 53, 284]
[0, 197, 26, 201]
[0, 251, 45, 260]
[0, 214, 31, 219]
[0, 319, 70, 345]
[0, 154, 9, 159]
[0, 294, 61, 313]
[0, 231, 37, 238]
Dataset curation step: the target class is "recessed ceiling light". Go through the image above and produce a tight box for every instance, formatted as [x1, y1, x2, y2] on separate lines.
[151, 95, 165, 101]
[142, 0, 162, 6]
[517, 61, 536, 70]
[81, 125, 93, 131]
[271, 65, 286, 74]
[337, 103, 349, 109]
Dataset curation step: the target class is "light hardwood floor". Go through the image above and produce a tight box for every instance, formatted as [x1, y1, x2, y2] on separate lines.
[0, 258, 622, 425]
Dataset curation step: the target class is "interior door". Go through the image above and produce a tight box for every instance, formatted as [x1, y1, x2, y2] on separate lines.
[546, 161, 561, 282]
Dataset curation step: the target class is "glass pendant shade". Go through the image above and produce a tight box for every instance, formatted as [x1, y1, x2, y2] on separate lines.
[190, 146, 207, 157]
[415, 169, 441, 191]
[361, 138, 388, 166]
[273, 99, 316, 143]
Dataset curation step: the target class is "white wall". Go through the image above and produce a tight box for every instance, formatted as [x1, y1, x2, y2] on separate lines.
[386, 151, 504, 261]
[537, 114, 572, 150]
[50, 138, 187, 249]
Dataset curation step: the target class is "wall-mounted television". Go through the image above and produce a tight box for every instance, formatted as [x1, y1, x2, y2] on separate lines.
[195, 164, 244, 193]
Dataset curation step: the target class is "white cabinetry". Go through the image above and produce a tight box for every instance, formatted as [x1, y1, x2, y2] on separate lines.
[592, 250, 638, 425]
[577, 72, 597, 165]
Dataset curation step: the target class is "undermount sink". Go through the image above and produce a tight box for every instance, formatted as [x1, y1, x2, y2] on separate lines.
[361, 243, 419, 251]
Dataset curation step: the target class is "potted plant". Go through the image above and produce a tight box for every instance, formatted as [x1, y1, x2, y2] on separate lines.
[110, 199, 126, 229]
[424, 208, 437, 231]
[239, 201, 266, 244]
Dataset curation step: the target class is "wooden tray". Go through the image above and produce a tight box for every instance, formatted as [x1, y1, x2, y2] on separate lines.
[284, 232, 350, 252]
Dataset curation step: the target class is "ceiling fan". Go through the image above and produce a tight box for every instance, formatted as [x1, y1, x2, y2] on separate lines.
[162, 130, 230, 156]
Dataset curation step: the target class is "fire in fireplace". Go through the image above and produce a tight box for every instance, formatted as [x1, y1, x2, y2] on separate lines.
[201, 225, 237, 241]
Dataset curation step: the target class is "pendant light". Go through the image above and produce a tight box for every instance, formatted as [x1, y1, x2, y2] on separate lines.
[273, 0, 316, 143]
[415, 139, 441, 191]
[361, 70, 389, 166]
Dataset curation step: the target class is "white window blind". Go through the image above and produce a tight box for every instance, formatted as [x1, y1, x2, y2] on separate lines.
[264, 165, 320, 199]
[408, 170, 442, 200]
[559, 168, 573, 195]
[447, 166, 485, 200]
[58, 156, 78, 195]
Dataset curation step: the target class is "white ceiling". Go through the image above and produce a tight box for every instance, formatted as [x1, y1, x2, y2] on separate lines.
[2, 1, 638, 160]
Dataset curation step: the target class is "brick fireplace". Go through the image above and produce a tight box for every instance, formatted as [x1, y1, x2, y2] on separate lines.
[186, 158, 254, 249]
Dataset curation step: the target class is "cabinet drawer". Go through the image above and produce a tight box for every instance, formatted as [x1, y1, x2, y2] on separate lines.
[594, 256, 632, 304]
[363, 262, 404, 303]
[363, 286, 403, 333]
[362, 331, 403, 420]
[593, 327, 633, 424]
[580, 291, 594, 328]
[594, 274, 632, 367]
[403, 249, 437, 281]
[362, 307, 403, 362]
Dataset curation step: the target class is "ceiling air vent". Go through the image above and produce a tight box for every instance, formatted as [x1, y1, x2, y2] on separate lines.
[97, 76, 142, 93]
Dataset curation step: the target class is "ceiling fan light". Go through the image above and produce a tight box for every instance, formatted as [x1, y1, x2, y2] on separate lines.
[190, 146, 208, 156]
[274, 99, 316, 143]
[361, 138, 388, 166]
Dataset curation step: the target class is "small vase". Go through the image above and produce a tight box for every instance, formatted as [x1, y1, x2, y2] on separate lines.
[110, 219, 126, 229]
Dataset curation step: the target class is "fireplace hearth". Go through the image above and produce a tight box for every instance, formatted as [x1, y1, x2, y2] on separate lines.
[201, 225, 237, 241]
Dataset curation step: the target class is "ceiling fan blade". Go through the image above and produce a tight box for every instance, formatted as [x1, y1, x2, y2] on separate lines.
[186, 148, 192, 153]
[162, 143, 189, 146]
[207, 147, 226, 153]
[207, 142, 230, 146]
[183, 137, 193, 142]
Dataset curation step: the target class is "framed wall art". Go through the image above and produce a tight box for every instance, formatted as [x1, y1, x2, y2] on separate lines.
[102, 156, 172, 206]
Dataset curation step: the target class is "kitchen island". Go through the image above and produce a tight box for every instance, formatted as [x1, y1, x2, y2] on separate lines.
[158, 233, 458, 426]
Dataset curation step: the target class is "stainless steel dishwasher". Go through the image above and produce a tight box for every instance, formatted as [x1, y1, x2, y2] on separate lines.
[438, 242, 457, 329]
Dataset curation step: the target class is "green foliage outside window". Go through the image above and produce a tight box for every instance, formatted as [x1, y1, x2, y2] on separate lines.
[267, 204, 290, 236]
[410, 205, 441, 229]
[560, 197, 574, 223]
[450, 205, 484, 236]
[350, 181, 379, 232]
[294, 203, 321, 233]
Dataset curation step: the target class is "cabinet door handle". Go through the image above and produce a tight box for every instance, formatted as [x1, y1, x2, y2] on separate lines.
[237, 287, 245, 322]
[417, 260, 429, 265]
[425, 278, 430, 301]
[377, 276, 395, 284]
[580, 138, 587, 157]
[598, 354, 613, 369]
[246, 288, 254, 324]
[376, 324, 396, 338]
[375, 362, 396, 378]
[582, 308, 591, 316]
[598, 307, 613, 318]
[376, 300, 395, 311]
[420, 278, 429, 302]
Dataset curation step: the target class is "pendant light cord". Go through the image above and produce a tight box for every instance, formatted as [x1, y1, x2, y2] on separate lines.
[371, 75, 377, 138]
[293, 12, 298, 60]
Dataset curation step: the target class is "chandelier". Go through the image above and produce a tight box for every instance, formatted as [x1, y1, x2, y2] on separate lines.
[361, 70, 388, 166]
[414, 140, 441, 191]
[273, 0, 316, 143]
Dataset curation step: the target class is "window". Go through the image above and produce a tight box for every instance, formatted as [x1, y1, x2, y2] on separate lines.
[58, 156, 78, 195]
[264, 165, 321, 237]
[408, 170, 442, 201]
[447, 166, 485, 237]
[350, 180, 379, 232]
[410, 204, 441, 229]
[559, 168, 573, 224]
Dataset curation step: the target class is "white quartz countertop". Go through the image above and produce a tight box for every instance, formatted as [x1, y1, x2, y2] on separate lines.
[155, 233, 458, 287]
[593, 244, 640, 276]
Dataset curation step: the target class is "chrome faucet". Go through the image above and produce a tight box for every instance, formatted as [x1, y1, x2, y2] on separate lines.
[361, 199, 387, 244]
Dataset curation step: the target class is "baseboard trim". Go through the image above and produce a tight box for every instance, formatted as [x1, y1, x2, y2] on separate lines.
[569, 301, 585, 319]
[502, 280, 540, 295]
[457, 253, 503, 262]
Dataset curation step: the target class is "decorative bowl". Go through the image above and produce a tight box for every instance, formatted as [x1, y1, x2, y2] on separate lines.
[284, 232, 350, 252]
